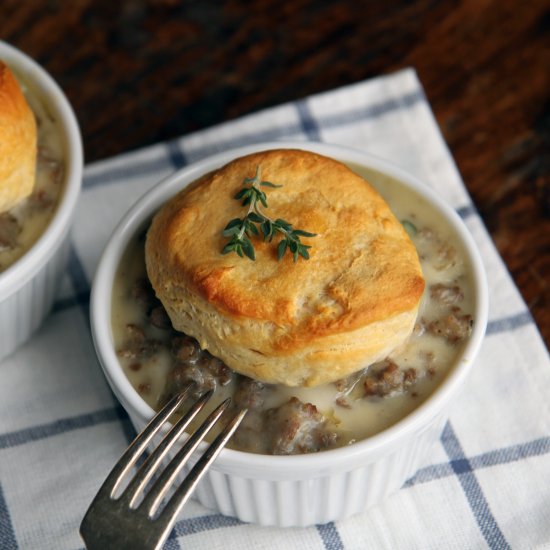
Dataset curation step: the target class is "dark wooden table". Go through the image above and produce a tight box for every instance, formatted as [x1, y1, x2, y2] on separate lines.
[1, 0, 548, 347]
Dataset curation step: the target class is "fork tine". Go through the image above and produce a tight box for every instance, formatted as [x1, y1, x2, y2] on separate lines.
[149, 407, 247, 550]
[140, 397, 233, 518]
[162, 407, 247, 516]
[99, 387, 192, 499]
[123, 389, 214, 507]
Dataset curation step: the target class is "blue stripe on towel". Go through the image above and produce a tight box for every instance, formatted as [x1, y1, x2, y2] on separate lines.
[118, 409, 138, 445]
[318, 90, 425, 130]
[83, 155, 175, 189]
[403, 462, 455, 487]
[296, 99, 322, 141]
[404, 433, 550, 486]
[486, 311, 533, 335]
[163, 531, 182, 550]
[0, 484, 18, 550]
[51, 290, 91, 314]
[317, 522, 345, 550]
[166, 140, 188, 170]
[0, 406, 128, 450]
[471, 436, 550, 469]
[67, 244, 91, 322]
[456, 204, 477, 219]
[180, 124, 305, 164]
[441, 422, 511, 550]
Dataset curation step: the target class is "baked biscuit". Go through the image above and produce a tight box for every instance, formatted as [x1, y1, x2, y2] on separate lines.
[0, 62, 37, 213]
[146, 149, 425, 386]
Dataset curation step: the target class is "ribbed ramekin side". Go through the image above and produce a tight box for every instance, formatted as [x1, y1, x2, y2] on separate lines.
[0, 237, 69, 362]
[192, 410, 448, 527]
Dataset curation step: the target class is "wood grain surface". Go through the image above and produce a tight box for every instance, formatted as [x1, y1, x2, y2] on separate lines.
[1, 0, 548, 347]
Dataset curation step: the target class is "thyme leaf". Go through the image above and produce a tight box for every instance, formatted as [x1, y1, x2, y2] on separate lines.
[221, 166, 316, 262]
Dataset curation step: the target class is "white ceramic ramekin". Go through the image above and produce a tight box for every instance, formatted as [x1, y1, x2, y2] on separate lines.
[0, 42, 83, 362]
[91, 142, 488, 527]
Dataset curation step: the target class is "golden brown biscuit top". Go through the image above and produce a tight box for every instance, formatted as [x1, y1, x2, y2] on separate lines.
[146, 149, 425, 345]
[0, 62, 28, 120]
[0, 62, 37, 213]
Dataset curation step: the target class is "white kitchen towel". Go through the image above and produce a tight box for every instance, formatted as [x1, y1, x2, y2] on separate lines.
[1, 68, 549, 550]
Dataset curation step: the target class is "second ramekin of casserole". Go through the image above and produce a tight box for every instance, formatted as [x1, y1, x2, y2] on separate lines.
[0, 41, 83, 362]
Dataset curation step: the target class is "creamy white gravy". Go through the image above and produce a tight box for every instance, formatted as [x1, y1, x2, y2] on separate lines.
[111, 166, 475, 452]
[0, 74, 65, 271]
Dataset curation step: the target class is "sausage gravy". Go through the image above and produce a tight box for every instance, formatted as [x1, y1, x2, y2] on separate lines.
[111, 167, 475, 455]
[0, 75, 65, 272]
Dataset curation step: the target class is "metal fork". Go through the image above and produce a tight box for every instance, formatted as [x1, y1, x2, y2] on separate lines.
[80, 387, 247, 550]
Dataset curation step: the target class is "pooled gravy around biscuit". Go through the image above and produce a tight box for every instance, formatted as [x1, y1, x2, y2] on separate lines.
[0, 75, 65, 272]
[111, 167, 475, 455]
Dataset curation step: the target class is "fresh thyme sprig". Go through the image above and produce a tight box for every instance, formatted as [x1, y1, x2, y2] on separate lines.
[221, 166, 316, 262]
